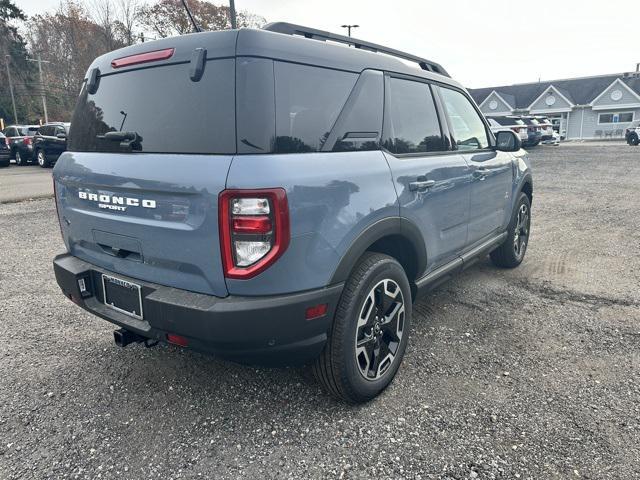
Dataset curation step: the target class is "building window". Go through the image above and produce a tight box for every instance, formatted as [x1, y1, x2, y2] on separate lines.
[598, 112, 634, 124]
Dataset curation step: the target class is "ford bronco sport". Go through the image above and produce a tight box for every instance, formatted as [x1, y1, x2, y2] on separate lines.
[53, 23, 532, 403]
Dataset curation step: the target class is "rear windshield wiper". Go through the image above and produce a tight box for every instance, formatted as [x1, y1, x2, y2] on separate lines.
[99, 131, 139, 142]
[96, 131, 143, 151]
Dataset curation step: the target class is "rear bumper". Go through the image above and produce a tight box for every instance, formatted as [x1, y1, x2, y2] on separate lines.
[53, 253, 343, 366]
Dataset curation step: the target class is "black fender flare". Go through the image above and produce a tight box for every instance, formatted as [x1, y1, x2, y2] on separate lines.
[518, 173, 533, 204]
[329, 216, 427, 284]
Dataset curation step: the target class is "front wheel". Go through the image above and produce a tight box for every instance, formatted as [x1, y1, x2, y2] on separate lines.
[629, 133, 639, 146]
[15, 151, 24, 166]
[490, 192, 531, 268]
[313, 253, 412, 403]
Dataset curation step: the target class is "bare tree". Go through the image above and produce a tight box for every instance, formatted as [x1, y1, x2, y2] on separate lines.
[115, 0, 140, 46]
[90, 0, 117, 50]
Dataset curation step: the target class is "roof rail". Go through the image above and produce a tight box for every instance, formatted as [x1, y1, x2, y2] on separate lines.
[262, 22, 450, 78]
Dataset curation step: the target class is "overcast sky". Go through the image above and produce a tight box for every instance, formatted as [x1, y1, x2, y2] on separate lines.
[17, 0, 636, 88]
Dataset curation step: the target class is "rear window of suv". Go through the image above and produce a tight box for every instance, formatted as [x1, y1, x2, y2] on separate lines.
[69, 59, 235, 154]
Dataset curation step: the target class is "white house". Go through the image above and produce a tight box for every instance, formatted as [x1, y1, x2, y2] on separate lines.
[469, 72, 640, 140]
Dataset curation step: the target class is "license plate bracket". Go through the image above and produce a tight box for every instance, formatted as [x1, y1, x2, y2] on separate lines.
[102, 274, 143, 319]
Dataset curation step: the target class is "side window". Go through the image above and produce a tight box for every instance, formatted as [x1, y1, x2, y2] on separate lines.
[274, 62, 357, 153]
[382, 77, 444, 154]
[38, 127, 49, 136]
[56, 126, 66, 136]
[329, 70, 384, 152]
[439, 87, 489, 151]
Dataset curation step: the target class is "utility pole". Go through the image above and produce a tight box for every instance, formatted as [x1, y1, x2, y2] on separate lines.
[4, 55, 18, 124]
[341, 24, 359, 37]
[229, 0, 237, 29]
[27, 55, 50, 124]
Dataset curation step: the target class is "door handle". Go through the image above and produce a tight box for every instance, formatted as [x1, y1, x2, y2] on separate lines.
[409, 179, 436, 191]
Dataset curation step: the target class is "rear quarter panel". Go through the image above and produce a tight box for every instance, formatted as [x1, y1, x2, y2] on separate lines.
[225, 151, 398, 295]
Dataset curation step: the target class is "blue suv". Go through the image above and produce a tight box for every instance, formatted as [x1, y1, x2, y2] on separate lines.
[52, 23, 532, 403]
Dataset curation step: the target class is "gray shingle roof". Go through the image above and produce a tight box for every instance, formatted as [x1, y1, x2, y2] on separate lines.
[470, 73, 640, 108]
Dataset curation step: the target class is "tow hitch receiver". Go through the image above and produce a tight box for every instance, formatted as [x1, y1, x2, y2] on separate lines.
[113, 328, 146, 347]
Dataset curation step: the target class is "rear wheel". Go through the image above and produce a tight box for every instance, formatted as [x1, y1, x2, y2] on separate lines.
[490, 192, 531, 268]
[629, 133, 639, 146]
[36, 149, 50, 168]
[313, 252, 412, 403]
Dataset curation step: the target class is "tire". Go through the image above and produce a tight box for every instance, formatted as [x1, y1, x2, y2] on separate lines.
[312, 252, 412, 403]
[36, 149, 49, 168]
[0, 159, 9, 168]
[630, 134, 639, 146]
[15, 151, 24, 166]
[490, 192, 531, 268]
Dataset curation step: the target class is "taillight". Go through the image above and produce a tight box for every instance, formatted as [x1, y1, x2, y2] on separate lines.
[219, 188, 290, 279]
[23, 137, 32, 146]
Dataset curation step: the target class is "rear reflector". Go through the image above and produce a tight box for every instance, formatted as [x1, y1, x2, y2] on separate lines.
[305, 303, 328, 320]
[111, 48, 175, 69]
[166, 333, 189, 347]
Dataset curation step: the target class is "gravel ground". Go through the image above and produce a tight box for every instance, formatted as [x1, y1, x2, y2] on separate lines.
[1, 144, 639, 479]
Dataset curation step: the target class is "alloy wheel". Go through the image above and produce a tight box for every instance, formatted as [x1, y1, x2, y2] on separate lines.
[15, 152, 22, 165]
[513, 203, 530, 259]
[355, 279, 405, 381]
[37, 150, 45, 167]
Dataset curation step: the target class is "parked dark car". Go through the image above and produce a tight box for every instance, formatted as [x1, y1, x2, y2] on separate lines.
[520, 117, 542, 147]
[2, 124, 40, 165]
[0, 132, 10, 167]
[34, 122, 70, 168]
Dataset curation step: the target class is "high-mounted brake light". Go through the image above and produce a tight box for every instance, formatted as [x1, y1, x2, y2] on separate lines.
[111, 48, 175, 69]
[219, 189, 290, 279]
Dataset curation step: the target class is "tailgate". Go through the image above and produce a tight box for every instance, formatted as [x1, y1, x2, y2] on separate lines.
[54, 152, 231, 296]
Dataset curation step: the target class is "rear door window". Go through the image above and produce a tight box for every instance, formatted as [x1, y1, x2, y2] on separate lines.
[382, 77, 445, 154]
[274, 62, 357, 153]
[69, 59, 235, 154]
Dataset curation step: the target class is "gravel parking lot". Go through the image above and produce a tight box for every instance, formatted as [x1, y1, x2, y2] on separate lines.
[1, 144, 639, 479]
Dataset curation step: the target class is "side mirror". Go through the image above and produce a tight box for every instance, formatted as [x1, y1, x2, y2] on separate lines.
[494, 130, 521, 152]
[56, 133, 67, 139]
